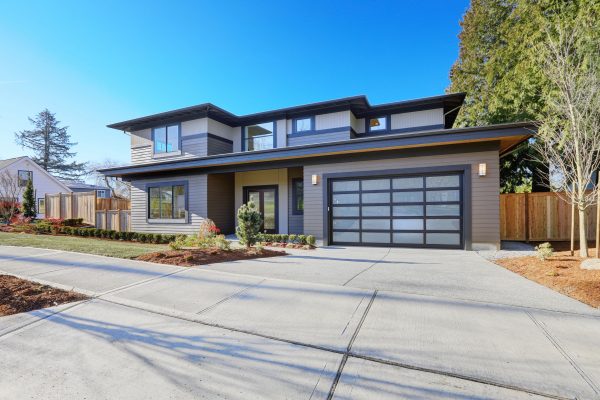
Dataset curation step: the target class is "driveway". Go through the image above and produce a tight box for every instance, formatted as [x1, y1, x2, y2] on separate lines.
[0, 245, 599, 399]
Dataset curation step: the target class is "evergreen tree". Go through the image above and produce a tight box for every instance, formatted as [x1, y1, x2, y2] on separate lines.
[448, 0, 599, 192]
[15, 109, 86, 180]
[22, 178, 36, 218]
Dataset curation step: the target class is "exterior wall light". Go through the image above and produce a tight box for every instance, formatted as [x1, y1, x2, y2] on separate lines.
[478, 163, 487, 177]
[311, 174, 319, 185]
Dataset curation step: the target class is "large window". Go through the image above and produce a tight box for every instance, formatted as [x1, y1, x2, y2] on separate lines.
[18, 170, 32, 187]
[367, 116, 388, 132]
[293, 117, 313, 133]
[153, 124, 180, 154]
[244, 122, 275, 151]
[37, 198, 45, 214]
[148, 183, 186, 220]
[292, 178, 304, 214]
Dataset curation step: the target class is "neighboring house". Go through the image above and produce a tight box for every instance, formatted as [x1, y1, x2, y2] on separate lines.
[100, 93, 534, 250]
[63, 181, 112, 198]
[0, 156, 71, 218]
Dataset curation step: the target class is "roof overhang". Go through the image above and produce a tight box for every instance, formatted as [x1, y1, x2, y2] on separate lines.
[107, 93, 466, 132]
[100, 122, 535, 178]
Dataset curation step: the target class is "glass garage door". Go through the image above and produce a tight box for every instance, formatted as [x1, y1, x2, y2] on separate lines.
[329, 173, 463, 248]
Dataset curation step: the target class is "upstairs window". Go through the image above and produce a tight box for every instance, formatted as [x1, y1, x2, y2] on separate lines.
[293, 117, 313, 133]
[153, 124, 180, 154]
[244, 122, 275, 151]
[18, 170, 32, 187]
[367, 116, 388, 132]
[148, 183, 187, 220]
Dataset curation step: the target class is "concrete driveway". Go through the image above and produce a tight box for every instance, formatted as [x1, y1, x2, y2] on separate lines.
[0, 245, 599, 399]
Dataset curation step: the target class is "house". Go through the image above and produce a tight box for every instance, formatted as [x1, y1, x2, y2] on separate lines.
[99, 93, 534, 250]
[63, 181, 112, 198]
[0, 156, 71, 218]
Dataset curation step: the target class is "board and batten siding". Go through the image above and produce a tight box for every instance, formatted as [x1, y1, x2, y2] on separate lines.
[303, 149, 501, 250]
[130, 174, 207, 235]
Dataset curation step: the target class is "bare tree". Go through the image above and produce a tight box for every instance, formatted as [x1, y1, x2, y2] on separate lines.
[86, 159, 130, 199]
[533, 26, 600, 257]
[0, 171, 24, 223]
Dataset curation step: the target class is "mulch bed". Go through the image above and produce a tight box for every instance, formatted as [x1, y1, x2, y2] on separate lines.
[136, 247, 286, 267]
[0, 275, 88, 316]
[494, 243, 600, 308]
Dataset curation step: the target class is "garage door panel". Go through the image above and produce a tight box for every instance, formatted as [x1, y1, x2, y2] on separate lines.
[329, 172, 464, 249]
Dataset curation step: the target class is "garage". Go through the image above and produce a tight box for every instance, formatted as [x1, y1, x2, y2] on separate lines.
[328, 173, 464, 248]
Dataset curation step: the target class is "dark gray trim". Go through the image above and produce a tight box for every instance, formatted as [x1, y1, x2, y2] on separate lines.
[242, 121, 277, 152]
[101, 123, 533, 177]
[151, 123, 182, 155]
[107, 93, 466, 132]
[291, 177, 304, 215]
[145, 180, 189, 223]
[287, 126, 350, 138]
[365, 115, 391, 134]
[182, 132, 234, 145]
[357, 124, 445, 137]
[321, 165, 472, 250]
[243, 185, 279, 233]
[291, 115, 315, 134]
[17, 169, 33, 187]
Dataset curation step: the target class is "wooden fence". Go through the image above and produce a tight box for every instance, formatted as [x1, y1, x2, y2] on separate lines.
[45, 191, 131, 232]
[500, 192, 598, 241]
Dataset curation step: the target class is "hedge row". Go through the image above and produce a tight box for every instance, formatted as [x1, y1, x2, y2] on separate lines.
[257, 233, 316, 246]
[35, 223, 177, 244]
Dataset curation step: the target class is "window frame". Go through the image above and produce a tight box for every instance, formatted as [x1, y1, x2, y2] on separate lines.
[146, 180, 189, 223]
[292, 178, 304, 215]
[96, 189, 107, 198]
[37, 198, 45, 214]
[17, 170, 33, 187]
[292, 116, 315, 134]
[242, 121, 277, 151]
[366, 115, 390, 133]
[152, 123, 181, 155]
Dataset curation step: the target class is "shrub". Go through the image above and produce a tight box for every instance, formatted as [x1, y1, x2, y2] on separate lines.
[62, 218, 84, 227]
[153, 233, 163, 244]
[535, 242, 554, 261]
[297, 235, 307, 245]
[22, 179, 36, 218]
[306, 235, 316, 247]
[236, 201, 262, 248]
[288, 234, 297, 244]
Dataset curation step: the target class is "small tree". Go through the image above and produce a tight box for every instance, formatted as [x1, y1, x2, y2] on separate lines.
[235, 201, 262, 248]
[22, 178, 36, 218]
[0, 171, 23, 223]
[533, 26, 600, 257]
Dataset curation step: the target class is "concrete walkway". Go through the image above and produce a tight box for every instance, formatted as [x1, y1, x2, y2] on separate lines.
[1, 245, 599, 399]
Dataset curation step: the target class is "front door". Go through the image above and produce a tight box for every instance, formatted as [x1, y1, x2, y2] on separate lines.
[243, 185, 278, 233]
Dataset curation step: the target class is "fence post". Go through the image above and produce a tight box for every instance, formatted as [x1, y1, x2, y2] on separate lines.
[117, 209, 121, 232]
[58, 193, 63, 219]
[524, 193, 529, 243]
[44, 193, 49, 218]
[570, 193, 575, 256]
[93, 190, 98, 227]
[70, 192, 75, 219]
[596, 192, 599, 258]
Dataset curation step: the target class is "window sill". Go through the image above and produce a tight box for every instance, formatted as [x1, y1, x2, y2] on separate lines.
[152, 150, 182, 159]
[148, 218, 188, 224]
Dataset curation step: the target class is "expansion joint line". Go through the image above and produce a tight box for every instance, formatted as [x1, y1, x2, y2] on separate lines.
[342, 248, 391, 286]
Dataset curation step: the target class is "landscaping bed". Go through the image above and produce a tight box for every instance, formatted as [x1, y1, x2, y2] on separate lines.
[0, 275, 87, 316]
[136, 247, 286, 267]
[494, 242, 600, 307]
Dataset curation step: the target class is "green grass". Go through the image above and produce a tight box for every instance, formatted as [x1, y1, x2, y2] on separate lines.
[0, 232, 168, 259]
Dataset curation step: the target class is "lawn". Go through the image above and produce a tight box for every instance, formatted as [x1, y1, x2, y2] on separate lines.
[0, 232, 168, 259]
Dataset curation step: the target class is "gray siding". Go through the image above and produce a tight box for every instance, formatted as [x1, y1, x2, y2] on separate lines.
[287, 131, 350, 147]
[130, 173, 207, 235]
[288, 167, 304, 234]
[207, 136, 234, 156]
[131, 146, 152, 164]
[303, 149, 501, 250]
[207, 173, 235, 234]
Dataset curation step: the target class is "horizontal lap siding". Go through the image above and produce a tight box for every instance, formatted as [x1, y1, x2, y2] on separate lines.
[207, 137, 233, 156]
[288, 131, 350, 146]
[130, 174, 208, 235]
[304, 150, 500, 249]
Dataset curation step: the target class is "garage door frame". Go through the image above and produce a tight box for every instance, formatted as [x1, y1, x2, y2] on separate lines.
[322, 164, 472, 249]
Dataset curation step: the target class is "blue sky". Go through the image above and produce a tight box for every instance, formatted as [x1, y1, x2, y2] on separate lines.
[0, 0, 469, 173]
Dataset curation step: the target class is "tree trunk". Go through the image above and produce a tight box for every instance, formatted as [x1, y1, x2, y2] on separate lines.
[579, 208, 588, 258]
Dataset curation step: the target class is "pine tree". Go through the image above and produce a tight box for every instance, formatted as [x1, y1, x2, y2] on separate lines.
[22, 178, 36, 218]
[15, 109, 87, 180]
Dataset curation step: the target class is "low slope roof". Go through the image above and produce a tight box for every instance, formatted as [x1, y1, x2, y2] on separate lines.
[100, 122, 535, 178]
[107, 93, 466, 132]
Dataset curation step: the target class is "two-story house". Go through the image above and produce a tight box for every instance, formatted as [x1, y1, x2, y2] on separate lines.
[100, 94, 534, 250]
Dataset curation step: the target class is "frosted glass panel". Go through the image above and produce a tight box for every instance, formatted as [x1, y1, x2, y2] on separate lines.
[333, 219, 360, 230]
[393, 205, 423, 217]
[426, 190, 460, 202]
[393, 219, 423, 230]
[362, 219, 390, 230]
[426, 219, 460, 230]
[332, 193, 359, 204]
[333, 232, 360, 242]
[393, 177, 423, 189]
[427, 204, 460, 216]
[426, 175, 460, 188]
[362, 206, 390, 217]
[427, 233, 460, 245]
[362, 232, 391, 243]
[332, 181, 359, 192]
[393, 191, 423, 203]
[333, 207, 359, 217]
[393, 232, 423, 244]
[362, 192, 390, 204]
[361, 179, 390, 191]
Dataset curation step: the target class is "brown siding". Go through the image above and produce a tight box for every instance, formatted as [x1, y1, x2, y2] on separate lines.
[303, 149, 501, 250]
[207, 173, 235, 234]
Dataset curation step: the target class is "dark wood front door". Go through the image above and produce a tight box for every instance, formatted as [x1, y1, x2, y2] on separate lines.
[243, 185, 278, 234]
